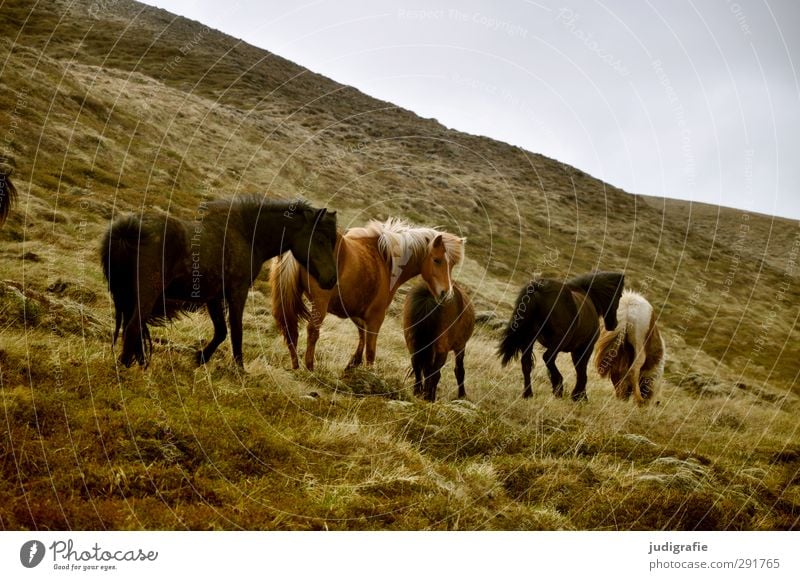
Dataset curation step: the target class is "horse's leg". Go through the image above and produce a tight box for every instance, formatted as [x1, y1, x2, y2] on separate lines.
[227, 289, 249, 367]
[304, 294, 330, 371]
[610, 369, 630, 400]
[521, 345, 535, 398]
[412, 363, 424, 398]
[363, 310, 387, 367]
[283, 307, 301, 371]
[630, 348, 647, 405]
[543, 348, 563, 398]
[121, 289, 160, 368]
[196, 299, 226, 365]
[454, 348, 467, 399]
[425, 351, 448, 402]
[570, 344, 593, 402]
[346, 318, 367, 369]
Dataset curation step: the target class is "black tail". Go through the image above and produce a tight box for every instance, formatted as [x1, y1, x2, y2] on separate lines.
[567, 271, 625, 330]
[405, 285, 443, 372]
[100, 215, 146, 345]
[0, 171, 18, 226]
[498, 282, 541, 366]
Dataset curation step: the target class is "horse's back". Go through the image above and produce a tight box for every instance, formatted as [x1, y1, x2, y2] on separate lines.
[618, 290, 654, 348]
[326, 234, 389, 318]
[529, 279, 590, 349]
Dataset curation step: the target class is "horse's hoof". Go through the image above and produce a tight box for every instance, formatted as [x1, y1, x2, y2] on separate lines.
[522, 390, 533, 399]
[571, 392, 589, 403]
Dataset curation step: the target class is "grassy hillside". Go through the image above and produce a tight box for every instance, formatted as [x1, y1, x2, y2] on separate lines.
[0, 0, 797, 530]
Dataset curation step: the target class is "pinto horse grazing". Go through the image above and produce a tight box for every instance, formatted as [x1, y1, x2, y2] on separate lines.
[271, 218, 465, 371]
[101, 197, 337, 368]
[498, 271, 625, 401]
[0, 170, 18, 225]
[403, 282, 475, 402]
[595, 289, 665, 404]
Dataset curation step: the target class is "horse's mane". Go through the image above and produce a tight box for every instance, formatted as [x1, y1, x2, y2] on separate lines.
[227, 195, 313, 215]
[566, 271, 625, 316]
[222, 196, 336, 239]
[347, 217, 465, 269]
[620, 288, 645, 303]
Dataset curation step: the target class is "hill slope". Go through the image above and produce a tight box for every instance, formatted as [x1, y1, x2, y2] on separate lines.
[0, 0, 797, 530]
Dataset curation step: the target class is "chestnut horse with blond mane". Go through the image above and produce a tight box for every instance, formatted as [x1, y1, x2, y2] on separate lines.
[271, 218, 465, 370]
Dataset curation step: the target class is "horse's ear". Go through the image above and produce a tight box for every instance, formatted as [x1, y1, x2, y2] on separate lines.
[315, 208, 327, 221]
[432, 234, 444, 249]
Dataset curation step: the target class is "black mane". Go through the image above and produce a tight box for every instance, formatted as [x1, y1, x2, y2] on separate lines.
[567, 271, 625, 329]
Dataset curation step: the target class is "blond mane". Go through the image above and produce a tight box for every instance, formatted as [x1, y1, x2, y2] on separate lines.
[346, 217, 465, 270]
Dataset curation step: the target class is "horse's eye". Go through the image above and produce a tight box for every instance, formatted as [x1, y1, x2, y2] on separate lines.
[433, 258, 443, 265]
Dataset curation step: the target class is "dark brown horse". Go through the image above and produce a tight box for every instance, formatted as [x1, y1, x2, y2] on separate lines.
[0, 170, 17, 225]
[403, 282, 475, 402]
[498, 272, 625, 401]
[271, 218, 465, 371]
[101, 197, 338, 368]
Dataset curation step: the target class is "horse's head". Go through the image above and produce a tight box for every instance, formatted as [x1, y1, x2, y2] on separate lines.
[290, 207, 338, 290]
[420, 234, 455, 302]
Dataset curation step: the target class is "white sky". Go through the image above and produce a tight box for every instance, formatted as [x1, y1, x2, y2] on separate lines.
[140, 0, 800, 220]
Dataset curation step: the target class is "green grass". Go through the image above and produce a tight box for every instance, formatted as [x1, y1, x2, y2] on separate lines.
[0, 0, 797, 530]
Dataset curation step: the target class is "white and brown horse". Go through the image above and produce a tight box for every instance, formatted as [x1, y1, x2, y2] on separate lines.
[594, 289, 665, 404]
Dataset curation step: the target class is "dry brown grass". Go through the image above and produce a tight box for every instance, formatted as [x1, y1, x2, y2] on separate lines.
[0, 0, 797, 530]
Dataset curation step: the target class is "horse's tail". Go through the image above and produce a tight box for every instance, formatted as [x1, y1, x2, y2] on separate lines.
[498, 283, 539, 366]
[0, 171, 18, 226]
[594, 323, 630, 379]
[100, 215, 144, 345]
[405, 285, 442, 372]
[270, 252, 310, 343]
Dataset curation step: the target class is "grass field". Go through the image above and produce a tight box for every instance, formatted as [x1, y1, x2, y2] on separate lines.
[0, 0, 797, 530]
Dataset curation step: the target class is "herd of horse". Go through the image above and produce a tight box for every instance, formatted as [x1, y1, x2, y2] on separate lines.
[1, 170, 665, 405]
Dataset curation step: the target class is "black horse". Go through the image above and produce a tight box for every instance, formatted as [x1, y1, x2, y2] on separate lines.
[498, 271, 625, 401]
[0, 170, 17, 225]
[101, 197, 338, 367]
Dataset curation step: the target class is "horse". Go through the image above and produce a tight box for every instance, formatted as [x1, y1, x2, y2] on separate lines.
[101, 197, 338, 368]
[498, 271, 625, 401]
[403, 281, 475, 402]
[271, 218, 465, 371]
[594, 289, 665, 404]
[0, 170, 17, 225]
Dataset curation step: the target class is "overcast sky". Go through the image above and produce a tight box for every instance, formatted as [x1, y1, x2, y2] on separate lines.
[141, 0, 800, 220]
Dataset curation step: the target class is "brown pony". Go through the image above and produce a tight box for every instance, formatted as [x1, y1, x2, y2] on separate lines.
[403, 282, 475, 401]
[271, 218, 465, 371]
[498, 272, 625, 401]
[0, 170, 17, 225]
[595, 289, 665, 404]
